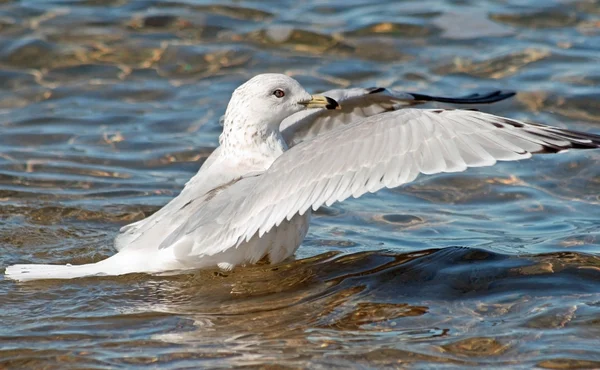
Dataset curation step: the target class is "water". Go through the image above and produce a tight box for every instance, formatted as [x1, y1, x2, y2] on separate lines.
[1, 0, 600, 368]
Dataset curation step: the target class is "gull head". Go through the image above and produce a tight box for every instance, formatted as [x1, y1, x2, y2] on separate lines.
[224, 74, 339, 130]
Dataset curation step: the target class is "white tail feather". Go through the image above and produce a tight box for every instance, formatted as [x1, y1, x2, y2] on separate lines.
[5, 263, 109, 281]
[4, 253, 145, 282]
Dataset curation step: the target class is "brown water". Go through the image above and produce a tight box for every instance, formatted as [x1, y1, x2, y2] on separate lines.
[1, 0, 600, 368]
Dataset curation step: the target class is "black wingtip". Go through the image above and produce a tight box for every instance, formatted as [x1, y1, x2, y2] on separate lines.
[409, 90, 517, 105]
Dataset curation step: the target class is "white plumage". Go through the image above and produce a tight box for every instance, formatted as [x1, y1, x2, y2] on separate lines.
[5, 74, 600, 281]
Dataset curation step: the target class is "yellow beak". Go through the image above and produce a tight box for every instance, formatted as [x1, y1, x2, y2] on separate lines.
[299, 95, 340, 110]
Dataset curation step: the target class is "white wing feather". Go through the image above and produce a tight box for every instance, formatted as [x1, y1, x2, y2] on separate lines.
[161, 109, 600, 259]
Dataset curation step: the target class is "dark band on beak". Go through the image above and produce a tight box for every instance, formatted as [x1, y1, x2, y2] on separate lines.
[324, 96, 340, 110]
[299, 95, 341, 110]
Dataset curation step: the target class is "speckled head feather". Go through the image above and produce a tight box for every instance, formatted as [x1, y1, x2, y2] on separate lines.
[225, 74, 312, 130]
[219, 74, 317, 156]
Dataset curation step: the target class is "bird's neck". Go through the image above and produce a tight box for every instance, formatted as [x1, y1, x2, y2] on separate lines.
[219, 114, 288, 169]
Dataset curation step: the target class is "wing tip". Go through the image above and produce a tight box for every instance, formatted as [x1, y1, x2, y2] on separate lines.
[409, 90, 517, 105]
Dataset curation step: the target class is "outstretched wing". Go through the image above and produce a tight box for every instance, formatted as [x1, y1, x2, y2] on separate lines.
[280, 87, 516, 146]
[163, 109, 599, 259]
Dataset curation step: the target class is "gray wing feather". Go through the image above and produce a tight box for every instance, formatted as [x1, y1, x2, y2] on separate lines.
[280, 87, 515, 147]
[280, 87, 406, 146]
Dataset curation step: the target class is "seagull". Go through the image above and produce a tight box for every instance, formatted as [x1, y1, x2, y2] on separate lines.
[5, 73, 599, 281]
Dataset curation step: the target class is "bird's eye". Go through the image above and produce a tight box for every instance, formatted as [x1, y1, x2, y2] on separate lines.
[273, 89, 285, 98]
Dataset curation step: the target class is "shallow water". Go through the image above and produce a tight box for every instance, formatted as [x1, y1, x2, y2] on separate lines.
[1, 0, 600, 368]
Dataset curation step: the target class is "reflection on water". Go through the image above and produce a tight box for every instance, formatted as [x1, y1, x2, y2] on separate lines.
[4, 248, 600, 368]
[0, 0, 599, 368]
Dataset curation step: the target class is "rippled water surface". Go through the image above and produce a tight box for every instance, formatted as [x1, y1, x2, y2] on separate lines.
[1, 0, 600, 368]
